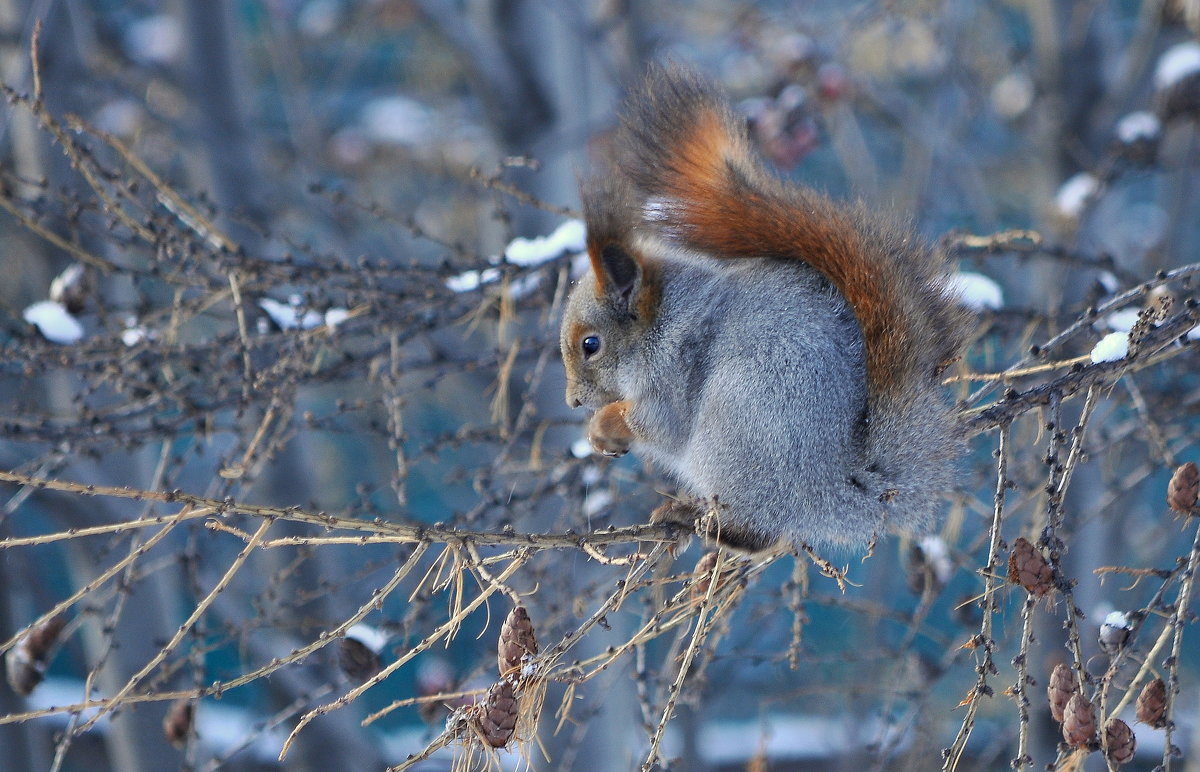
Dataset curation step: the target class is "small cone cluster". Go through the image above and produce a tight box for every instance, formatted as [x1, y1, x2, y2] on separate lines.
[163, 699, 195, 748]
[1135, 677, 1167, 728]
[5, 613, 67, 696]
[1062, 692, 1097, 749]
[1104, 718, 1136, 765]
[1168, 462, 1198, 514]
[497, 605, 538, 679]
[478, 680, 518, 748]
[1008, 537, 1053, 596]
[1047, 663, 1077, 722]
[1048, 664, 1140, 763]
[473, 604, 539, 750]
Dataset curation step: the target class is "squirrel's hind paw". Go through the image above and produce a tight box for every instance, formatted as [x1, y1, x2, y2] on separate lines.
[651, 498, 781, 554]
[704, 523, 780, 554]
[650, 499, 704, 527]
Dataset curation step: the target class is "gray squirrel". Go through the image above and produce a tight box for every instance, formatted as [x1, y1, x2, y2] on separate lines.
[560, 64, 971, 551]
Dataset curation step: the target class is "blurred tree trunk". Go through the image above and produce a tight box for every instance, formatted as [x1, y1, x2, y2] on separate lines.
[0, 568, 46, 771]
[67, 538, 181, 772]
[0, 3, 172, 770]
[176, 0, 266, 245]
[0, 0, 46, 199]
[0, 0, 49, 764]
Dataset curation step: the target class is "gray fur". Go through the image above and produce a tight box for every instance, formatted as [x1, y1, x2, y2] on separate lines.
[567, 249, 899, 548]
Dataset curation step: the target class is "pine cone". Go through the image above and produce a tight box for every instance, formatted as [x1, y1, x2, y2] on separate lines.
[1062, 692, 1097, 749]
[1008, 537, 1053, 597]
[4, 613, 67, 696]
[1135, 677, 1167, 728]
[497, 605, 538, 679]
[1168, 462, 1199, 514]
[1104, 717, 1136, 765]
[163, 699, 195, 748]
[1047, 663, 1078, 723]
[477, 680, 518, 748]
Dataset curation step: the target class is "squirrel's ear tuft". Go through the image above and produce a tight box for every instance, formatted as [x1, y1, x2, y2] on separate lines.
[597, 243, 640, 301]
[582, 171, 643, 306]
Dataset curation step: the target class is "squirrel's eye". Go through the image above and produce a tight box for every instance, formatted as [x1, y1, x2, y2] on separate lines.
[581, 335, 601, 359]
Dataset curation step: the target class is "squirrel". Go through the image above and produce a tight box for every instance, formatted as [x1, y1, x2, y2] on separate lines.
[560, 64, 971, 552]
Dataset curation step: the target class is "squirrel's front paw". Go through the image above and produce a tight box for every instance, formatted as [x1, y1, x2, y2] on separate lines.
[588, 400, 634, 457]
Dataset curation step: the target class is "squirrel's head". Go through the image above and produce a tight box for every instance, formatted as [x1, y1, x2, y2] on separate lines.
[561, 173, 659, 411]
[561, 240, 659, 411]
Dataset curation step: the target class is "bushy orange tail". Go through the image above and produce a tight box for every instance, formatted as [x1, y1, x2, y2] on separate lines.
[612, 63, 967, 400]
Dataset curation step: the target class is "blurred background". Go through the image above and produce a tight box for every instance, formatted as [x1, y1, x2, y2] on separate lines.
[0, 1, 1199, 770]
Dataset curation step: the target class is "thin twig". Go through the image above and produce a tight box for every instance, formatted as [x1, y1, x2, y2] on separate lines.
[0, 469, 681, 549]
[77, 516, 277, 732]
[944, 425, 1009, 771]
[279, 549, 532, 759]
[1162, 519, 1200, 769]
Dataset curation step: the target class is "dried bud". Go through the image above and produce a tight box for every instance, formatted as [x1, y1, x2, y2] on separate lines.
[952, 593, 983, 628]
[4, 613, 67, 696]
[338, 638, 382, 682]
[1047, 663, 1078, 723]
[163, 699, 194, 748]
[49, 263, 91, 315]
[905, 536, 952, 595]
[1136, 677, 1168, 728]
[1112, 111, 1161, 164]
[1062, 692, 1097, 749]
[1168, 462, 1199, 514]
[690, 551, 720, 601]
[477, 680, 518, 748]
[1098, 611, 1133, 656]
[338, 624, 386, 682]
[1127, 295, 1173, 354]
[1008, 537, 1053, 597]
[416, 657, 458, 724]
[498, 605, 537, 679]
[1154, 42, 1200, 120]
[1104, 717, 1136, 765]
[1156, 67, 1200, 122]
